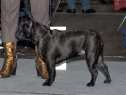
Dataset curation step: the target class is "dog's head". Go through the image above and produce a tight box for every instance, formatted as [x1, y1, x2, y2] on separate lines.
[15, 11, 47, 44]
[15, 14, 34, 41]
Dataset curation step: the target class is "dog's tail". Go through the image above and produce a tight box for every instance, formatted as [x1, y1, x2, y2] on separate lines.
[100, 40, 104, 56]
[96, 32, 104, 60]
[98, 39, 104, 63]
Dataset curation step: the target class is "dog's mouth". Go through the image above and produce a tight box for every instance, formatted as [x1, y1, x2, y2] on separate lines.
[18, 32, 29, 40]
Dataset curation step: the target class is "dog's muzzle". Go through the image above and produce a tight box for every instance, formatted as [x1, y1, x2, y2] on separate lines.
[15, 26, 32, 41]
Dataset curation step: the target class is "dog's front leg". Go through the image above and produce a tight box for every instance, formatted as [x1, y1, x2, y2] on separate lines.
[42, 62, 56, 86]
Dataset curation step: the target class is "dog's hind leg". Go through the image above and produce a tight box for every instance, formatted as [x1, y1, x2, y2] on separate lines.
[96, 49, 111, 84]
[86, 51, 99, 87]
[96, 43, 111, 83]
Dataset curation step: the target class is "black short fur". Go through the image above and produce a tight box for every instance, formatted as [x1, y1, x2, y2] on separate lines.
[16, 13, 111, 86]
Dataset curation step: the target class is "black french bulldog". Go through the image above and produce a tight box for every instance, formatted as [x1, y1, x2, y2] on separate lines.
[15, 12, 111, 86]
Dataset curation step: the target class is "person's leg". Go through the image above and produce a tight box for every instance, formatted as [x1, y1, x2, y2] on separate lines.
[80, 0, 95, 13]
[1, 0, 20, 42]
[30, 0, 49, 25]
[80, 0, 91, 10]
[67, 0, 75, 9]
[0, 0, 20, 78]
[30, 0, 49, 79]
[67, 0, 76, 13]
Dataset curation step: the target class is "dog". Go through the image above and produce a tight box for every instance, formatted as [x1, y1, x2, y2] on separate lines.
[15, 12, 111, 86]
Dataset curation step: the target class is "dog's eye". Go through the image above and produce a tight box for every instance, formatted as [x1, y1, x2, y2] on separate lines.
[24, 23, 29, 28]
[27, 22, 30, 25]
[23, 29, 26, 32]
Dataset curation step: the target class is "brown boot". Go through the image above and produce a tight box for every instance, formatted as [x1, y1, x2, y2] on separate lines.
[0, 42, 17, 78]
[35, 46, 48, 79]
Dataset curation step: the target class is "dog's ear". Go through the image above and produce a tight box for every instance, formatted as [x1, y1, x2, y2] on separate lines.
[25, 10, 35, 22]
[27, 10, 33, 18]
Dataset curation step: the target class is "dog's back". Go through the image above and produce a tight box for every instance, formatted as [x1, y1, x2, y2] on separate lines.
[40, 29, 103, 64]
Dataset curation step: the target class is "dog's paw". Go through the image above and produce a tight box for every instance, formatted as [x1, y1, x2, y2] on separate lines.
[86, 82, 95, 87]
[42, 80, 52, 86]
[104, 79, 111, 83]
[42, 83, 50, 86]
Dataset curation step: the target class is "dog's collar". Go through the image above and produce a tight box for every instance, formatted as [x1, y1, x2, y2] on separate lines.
[33, 30, 47, 45]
